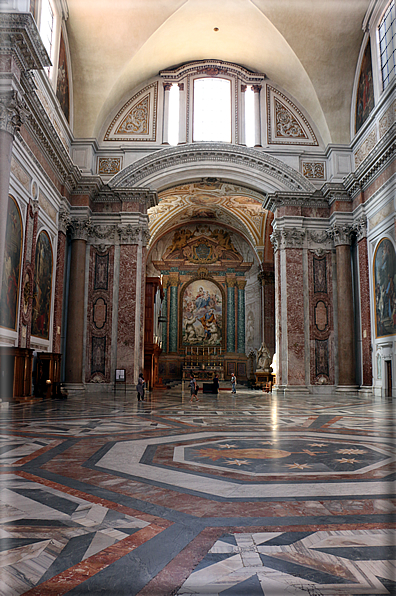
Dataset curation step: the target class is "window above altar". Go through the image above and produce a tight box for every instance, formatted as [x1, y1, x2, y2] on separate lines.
[193, 78, 231, 143]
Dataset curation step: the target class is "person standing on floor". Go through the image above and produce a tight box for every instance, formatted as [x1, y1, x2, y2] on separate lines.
[189, 372, 199, 403]
[213, 373, 219, 395]
[231, 372, 237, 394]
[137, 373, 145, 401]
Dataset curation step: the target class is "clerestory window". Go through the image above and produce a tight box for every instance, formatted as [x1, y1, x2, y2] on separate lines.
[193, 78, 231, 142]
[378, 0, 396, 90]
[39, 0, 55, 76]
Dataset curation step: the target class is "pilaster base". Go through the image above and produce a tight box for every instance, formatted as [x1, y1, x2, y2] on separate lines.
[336, 385, 359, 395]
[358, 386, 374, 396]
[63, 383, 85, 393]
[272, 385, 311, 397]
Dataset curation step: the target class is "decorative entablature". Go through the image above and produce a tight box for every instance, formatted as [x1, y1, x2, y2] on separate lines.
[60, 215, 150, 247]
[264, 191, 328, 212]
[94, 187, 157, 209]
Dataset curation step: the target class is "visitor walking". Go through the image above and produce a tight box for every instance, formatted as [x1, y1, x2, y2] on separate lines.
[189, 372, 199, 403]
[137, 373, 145, 401]
[231, 373, 237, 394]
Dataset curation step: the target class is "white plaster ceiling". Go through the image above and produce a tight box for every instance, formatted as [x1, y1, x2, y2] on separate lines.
[66, 0, 369, 144]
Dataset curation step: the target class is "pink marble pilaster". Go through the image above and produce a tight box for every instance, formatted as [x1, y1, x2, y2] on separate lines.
[52, 231, 66, 353]
[358, 237, 372, 386]
[117, 244, 138, 384]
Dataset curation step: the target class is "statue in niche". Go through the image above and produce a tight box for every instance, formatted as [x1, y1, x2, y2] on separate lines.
[256, 341, 272, 372]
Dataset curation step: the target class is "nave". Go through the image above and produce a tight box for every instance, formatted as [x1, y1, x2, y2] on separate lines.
[0, 388, 395, 595]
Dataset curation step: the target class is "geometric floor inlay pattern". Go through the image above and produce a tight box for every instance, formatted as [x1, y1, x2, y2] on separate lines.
[0, 385, 394, 595]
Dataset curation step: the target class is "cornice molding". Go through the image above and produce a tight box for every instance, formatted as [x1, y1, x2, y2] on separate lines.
[0, 12, 51, 72]
[344, 123, 396, 198]
[159, 59, 266, 84]
[265, 191, 327, 211]
[109, 143, 316, 194]
[321, 182, 351, 205]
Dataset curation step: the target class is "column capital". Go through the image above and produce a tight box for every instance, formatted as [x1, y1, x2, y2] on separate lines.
[169, 273, 179, 287]
[0, 91, 28, 136]
[163, 82, 172, 91]
[353, 216, 367, 241]
[178, 83, 184, 91]
[226, 277, 237, 287]
[252, 84, 262, 93]
[236, 279, 247, 290]
[117, 224, 150, 245]
[58, 208, 71, 235]
[69, 218, 93, 242]
[240, 84, 247, 93]
[327, 223, 354, 247]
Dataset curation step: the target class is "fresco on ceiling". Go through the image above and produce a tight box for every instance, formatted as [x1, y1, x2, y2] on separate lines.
[31, 231, 53, 339]
[56, 31, 70, 122]
[182, 280, 222, 346]
[0, 196, 22, 330]
[374, 238, 396, 337]
[355, 40, 374, 133]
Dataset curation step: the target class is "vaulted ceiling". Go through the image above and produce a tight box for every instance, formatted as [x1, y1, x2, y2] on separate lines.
[67, 0, 370, 145]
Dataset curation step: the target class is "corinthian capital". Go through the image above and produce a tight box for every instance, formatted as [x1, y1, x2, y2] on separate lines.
[327, 223, 354, 247]
[58, 208, 71, 234]
[70, 218, 93, 241]
[353, 217, 367, 242]
[0, 91, 28, 136]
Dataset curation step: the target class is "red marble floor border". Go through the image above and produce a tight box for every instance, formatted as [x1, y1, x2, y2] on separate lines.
[21, 524, 167, 596]
[320, 415, 343, 427]
[16, 471, 173, 526]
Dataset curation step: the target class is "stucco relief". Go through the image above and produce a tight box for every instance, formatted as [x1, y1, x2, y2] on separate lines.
[267, 85, 319, 146]
[104, 82, 157, 142]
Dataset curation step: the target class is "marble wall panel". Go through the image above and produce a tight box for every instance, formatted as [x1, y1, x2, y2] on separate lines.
[308, 252, 334, 386]
[85, 246, 114, 383]
[285, 249, 305, 385]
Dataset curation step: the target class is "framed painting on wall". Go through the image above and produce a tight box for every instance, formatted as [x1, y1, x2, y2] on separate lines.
[31, 231, 53, 339]
[374, 238, 396, 337]
[0, 196, 22, 331]
[182, 279, 223, 346]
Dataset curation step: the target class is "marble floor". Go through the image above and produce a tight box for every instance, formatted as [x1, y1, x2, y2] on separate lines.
[0, 386, 395, 595]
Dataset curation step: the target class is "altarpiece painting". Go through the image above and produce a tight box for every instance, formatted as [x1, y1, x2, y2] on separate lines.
[0, 196, 22, 330]
[374, 238, 396, 337]
[31, 231, 53, 339]
[182, 280, 222, 346]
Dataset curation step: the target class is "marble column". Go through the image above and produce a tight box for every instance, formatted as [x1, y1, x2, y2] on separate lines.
[162, 82, 172, 144]
[239, 84, 247, 145]
[178, 83, 187, 144]
[161, 279, 169, 352]
[252, 85, 262, 147]
[331, 224, 356, 388]
[227, 279, 236, 353]
[0, 92, 27, 289]
[237, 279, 246, 353]
[258, 269, 275, 356]
[65, 220, 91, 387]
[169, 274, 179, 353]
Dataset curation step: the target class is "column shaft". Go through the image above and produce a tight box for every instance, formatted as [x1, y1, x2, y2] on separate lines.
[336, 244, 355, 386]
[252, 85, 262, 147]
[239, 85, 246, 145]
[65, 239, 87, 384]
[237, 285, 245, 353]
[227, 284, 236, 353]
[169, 284, 178, 352]
[0, 130, 13, 289]
[162, 285, 168, 352]
[162, 83, 172, 144]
